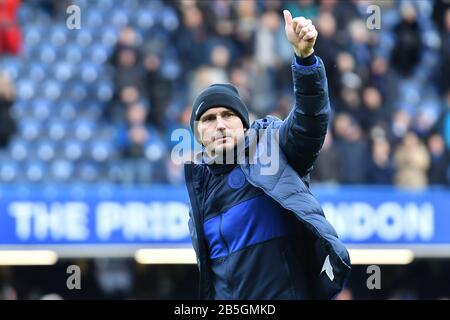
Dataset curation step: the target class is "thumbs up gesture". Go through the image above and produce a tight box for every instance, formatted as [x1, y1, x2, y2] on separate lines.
[283, 10, 317, 58]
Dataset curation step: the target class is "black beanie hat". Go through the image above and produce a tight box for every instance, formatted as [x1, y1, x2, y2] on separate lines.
[190, 83, 250, 135]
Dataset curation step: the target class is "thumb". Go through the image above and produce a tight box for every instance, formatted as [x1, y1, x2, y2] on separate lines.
[283, 9, 292, 26]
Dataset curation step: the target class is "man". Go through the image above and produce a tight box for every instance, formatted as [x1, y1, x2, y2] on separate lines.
[184, 10, 351, 300]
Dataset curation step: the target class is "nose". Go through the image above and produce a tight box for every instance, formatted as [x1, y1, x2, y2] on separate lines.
[215, 115, 227, 130]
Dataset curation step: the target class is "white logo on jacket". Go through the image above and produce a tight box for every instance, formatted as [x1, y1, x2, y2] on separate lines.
[320, 255, 334, 281]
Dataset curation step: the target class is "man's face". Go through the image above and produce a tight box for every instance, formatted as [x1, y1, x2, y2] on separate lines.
[197, 107, 246, 158]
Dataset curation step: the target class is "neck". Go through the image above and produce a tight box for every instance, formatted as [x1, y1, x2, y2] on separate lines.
[204, 147, 239, 175]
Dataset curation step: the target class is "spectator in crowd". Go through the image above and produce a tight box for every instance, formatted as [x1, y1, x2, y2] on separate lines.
[333, 113, 369, 184]
[432, 0, 450, 33]
[0, 71, 17, 148]
[391, 2, 422, 77]
[360, 86, 388, 132]
[320, 0, 360, 32]
[427, 133, 450, 186]
[369, 56, 399, 112]
[334, 51, 363, 115]
[434, 90, 450, 151]
[391, 109, 413, 141]
[143, 51, 172, 129]
[110, 26, 140, 71]
[253, 9, 289, 116]
[0, 0, 21, 56]
[175, 4, 209, 72]
[112, 44, 142, 92]
[285, 0, 318, 20]
[122, 102, 150, 159]
[314, 11, 340, 97]
[347, 19, 371, 70]
[106, 84, 141, 123]
[311, 130, 341, 184]
[228, 64, 253, 109]
[117, 102, 166, 184]
[209, 43, 232, 76]
[110, 26, 142, 92]
[107, 26, 146, 124]
[254, 9, 286, 69]
[189, 65, 229, 105]
[439, 8, 450, 93]
[367, 137, 395, 185]
[231, 0, 258, 59]
[394, 131, 430, 188]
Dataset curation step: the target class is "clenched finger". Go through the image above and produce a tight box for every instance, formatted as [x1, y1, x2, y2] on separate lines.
[303, 29, 318, 41]
[296, 19, 311, 34]
[292, 17, 307, 34]
[298, 24, 314, 39]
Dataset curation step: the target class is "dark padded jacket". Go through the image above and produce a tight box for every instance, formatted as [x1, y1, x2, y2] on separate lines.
[184, 56, 351, 299]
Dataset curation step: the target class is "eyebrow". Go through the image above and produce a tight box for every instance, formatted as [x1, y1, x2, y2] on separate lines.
[200, 113, 216, 121]
[222, 110, 236, 116]
[200, 110, 236, 121]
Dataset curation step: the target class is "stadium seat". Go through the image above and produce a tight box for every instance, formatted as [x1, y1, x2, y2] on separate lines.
[50, 158, 74, 182]
[16, 79, 35, 100]
[52, 62, 74, 81]
[47, 119, 67, 141]
[64, 140, 84, 161]
[89, 139, 114, 162]
[19, 119, 41, 142]
[74, 120, 95, 142]
[50, 26, 68, 47]
[0, 160, 21, 183]
[36, 140, 56, 162]
[9, 138, 31, 161]
[25, 160, 46, 183]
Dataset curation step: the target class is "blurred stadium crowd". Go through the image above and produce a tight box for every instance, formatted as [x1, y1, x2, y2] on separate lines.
[0, 0, 449, 188]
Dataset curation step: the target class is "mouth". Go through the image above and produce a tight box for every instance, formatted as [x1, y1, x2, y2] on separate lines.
[214, 136, 230, 143]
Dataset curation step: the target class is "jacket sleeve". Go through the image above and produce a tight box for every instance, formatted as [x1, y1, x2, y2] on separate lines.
[187, 206, 200, 270]
[279, 55, 331, 178]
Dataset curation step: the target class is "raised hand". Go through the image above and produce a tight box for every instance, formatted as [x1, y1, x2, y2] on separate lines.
[283, 9, 318, 58]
